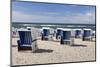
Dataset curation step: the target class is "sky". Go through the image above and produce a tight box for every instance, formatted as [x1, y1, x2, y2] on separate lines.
[12, 1, 96, 24]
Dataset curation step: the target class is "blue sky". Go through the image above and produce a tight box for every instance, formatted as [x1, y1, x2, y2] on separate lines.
[12, 1, 96, 24]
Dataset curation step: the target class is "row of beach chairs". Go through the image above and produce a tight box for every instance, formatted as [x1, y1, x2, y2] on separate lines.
[15, 27, 95, 51]
[41, 27, 95, 43]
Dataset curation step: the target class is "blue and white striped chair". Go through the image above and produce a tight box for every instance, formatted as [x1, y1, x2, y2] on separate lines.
[41, 27, 50, 40]
[61, 29, 72, 45]
[91, 31, 96, 41]
[17, 29, 37, 51]
[92, 31, 95, 38]
[56, 28, 63, 40]
[74, 29, 82, 38]
[82, 29, 92, 41]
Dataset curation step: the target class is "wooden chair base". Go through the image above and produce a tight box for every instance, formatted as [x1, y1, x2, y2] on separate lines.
[41, 35, 49, 41]
[18, 46, 32, 51]
[17, 40, 32, 51]
[82, 37, 91, 41]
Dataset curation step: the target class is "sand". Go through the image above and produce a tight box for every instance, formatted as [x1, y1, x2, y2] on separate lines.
[11, 37, 95, 66]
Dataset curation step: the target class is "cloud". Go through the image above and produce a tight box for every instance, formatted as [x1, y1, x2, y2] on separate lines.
[12, 11, 49, 22]
[12, 10, 95, 24]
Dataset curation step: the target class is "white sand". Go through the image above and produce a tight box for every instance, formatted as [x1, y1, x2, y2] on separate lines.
[11, 37, 95, 66]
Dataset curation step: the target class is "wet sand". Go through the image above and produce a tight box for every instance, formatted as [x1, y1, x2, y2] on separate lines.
[11, 37, 95, 66]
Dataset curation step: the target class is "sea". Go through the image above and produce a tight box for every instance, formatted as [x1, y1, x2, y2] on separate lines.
[12, 22, 96, 31]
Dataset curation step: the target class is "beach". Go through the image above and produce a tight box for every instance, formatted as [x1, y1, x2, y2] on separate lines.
[11, 1, 96, 66]
[11, 37, 95, 66]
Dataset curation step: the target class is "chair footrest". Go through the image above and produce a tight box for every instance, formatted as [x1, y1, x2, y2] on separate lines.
[18, 46, 32, 51]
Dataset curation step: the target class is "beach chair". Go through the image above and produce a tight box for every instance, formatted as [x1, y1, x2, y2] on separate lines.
[82, 29, 92, 41]
[17, 29, 38, 51]
[92, 31, 95, 38]
[60, 29, 73, 45]
[56, 28, 62, 40]
[74, 29, 82, 38]
[91, 31, 96, 41]
[12, 27, 18, 38]
[41, 27, 50, 40]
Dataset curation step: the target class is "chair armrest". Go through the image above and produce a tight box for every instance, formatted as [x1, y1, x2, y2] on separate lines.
[32, 39, 37, 42]
[17, 40, 21, 51]
[17, 40, 21, 46]
[31, 39, 38, 52]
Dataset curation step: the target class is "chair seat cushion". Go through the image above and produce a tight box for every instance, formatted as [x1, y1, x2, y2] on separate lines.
[20, 45, 32, 47]
[63, 39, 71, 41]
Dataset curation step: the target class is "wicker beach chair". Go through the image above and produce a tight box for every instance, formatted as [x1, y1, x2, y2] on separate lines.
[74, 29, 82, 38]
[82, 29, 92, 41]
[17, 29, 38, 51]
[56, 28, 62, 40]
[41, 27, 50, 40]
[60, 29, 73, 45]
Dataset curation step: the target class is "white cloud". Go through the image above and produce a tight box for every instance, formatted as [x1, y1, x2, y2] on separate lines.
[12, 11, 95, 24]
[12, 11, 52, 22]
